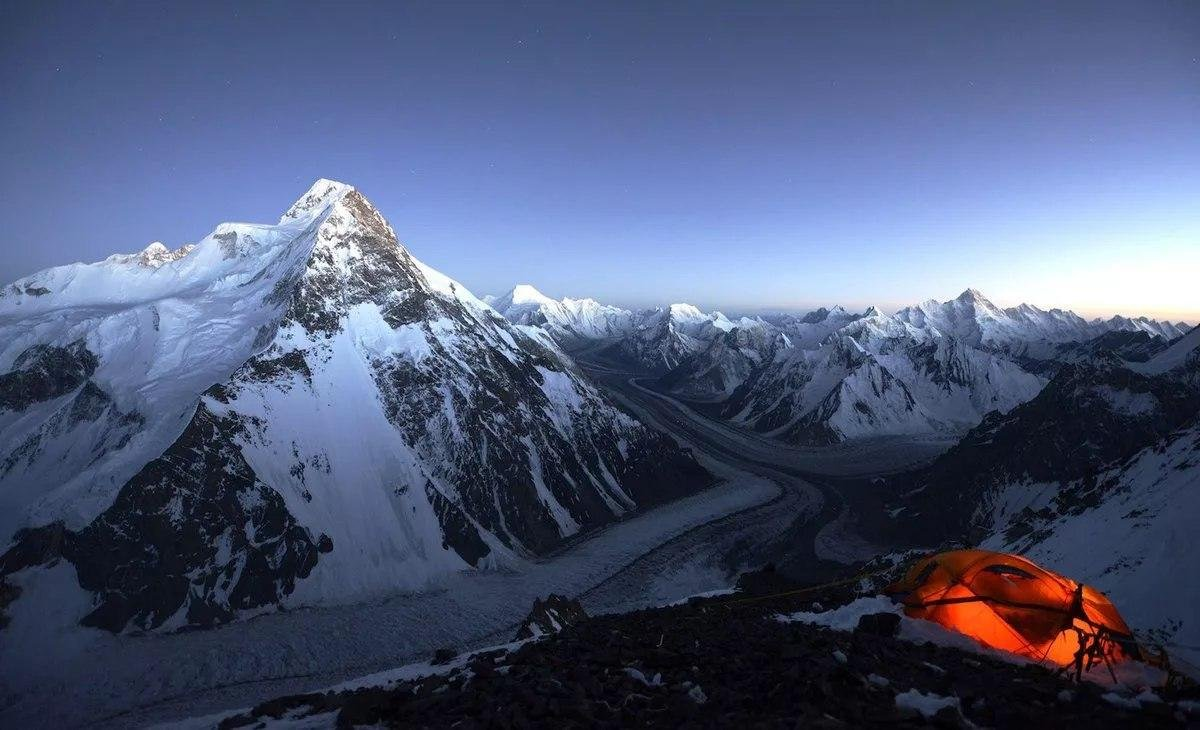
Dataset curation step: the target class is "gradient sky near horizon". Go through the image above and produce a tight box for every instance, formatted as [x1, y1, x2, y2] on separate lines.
[2, 1, 1198, 321]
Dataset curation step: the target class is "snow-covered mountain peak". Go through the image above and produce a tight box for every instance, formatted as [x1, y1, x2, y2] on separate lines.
[98, 241, 196, 269]
[709, 311, 736, 331]
[955, 287, 992, 305]
[489, 284, 562, 323]
[280, 178, 356, 222]
[0, 183, 710, 634]
[733, 315, 769, 331]
[667, 303, 707, 322]
[506, 283, 557, 306]
[561, 296, 604, 308]
[487, 284, 636, 342]
[949, 289, 1007, 320]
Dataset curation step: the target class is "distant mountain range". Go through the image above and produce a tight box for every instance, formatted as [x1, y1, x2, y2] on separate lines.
[486, 283, 1189, 443]
[0, 181, 709, 633]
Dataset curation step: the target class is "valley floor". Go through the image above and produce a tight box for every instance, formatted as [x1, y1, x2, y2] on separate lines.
[0, 358, 948, 729]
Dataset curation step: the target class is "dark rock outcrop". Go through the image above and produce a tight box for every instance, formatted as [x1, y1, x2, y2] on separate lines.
[2, 403, 321, 632]
[514, 594, 589, 640]
[0, 340, 98, 412]
[885, 360, 1200, 544]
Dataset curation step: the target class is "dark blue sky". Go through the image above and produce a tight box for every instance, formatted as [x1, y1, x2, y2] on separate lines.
[2, 1, 1197, 319]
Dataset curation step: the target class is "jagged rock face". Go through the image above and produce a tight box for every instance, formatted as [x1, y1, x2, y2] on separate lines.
[0, 180, 710, 632]
[602, 305, 728, 374]
[723, 325, 1044, 445]
[887, 356, 1200, 544]
[514, 593, 588, 640]
[70, 402, 324, 632]
[0, 341, 97, 411]
[1053, 330, 1174, 364]
[761, 306, 869, 349]
[0, 339, 146, 543]
[655, 295, 1183, 446]
[659, 323, 787, 400]
[2, 380, 143, 482]
[1006, 330, 1178, 377]
[604, 322, 684, 375]
[783, 352, 925, 445]
[502, 291, 1183, 448]
[3, 404, 322, 632]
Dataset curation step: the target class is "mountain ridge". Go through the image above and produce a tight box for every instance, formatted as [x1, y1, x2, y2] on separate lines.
[490, 285, 1184, 443]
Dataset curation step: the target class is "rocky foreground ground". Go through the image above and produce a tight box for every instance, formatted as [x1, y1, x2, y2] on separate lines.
[216, 573, 1198, 729]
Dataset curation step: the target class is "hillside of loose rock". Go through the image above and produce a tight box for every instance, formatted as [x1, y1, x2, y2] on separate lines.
[210, 573, 1198, 729]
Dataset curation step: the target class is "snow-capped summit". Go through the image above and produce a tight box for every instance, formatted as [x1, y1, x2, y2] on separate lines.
[490, 284, 563, 319]
[139, 241, 169, 258]
[722, 309, 1043, 445]
[667, 302, 707, 323]
[279, 177, 356, 222]
[893, 288, 1010, 345]
[488, 284, 635, 343]
[99, 241, 196, 268]
[487, 291, 777, 380]
[508, 283, 557, 305]
[600, 303, 741, 373]
[956, 287, 996, 306]
[894, 289, 1186, 349]
[0, 179, 709, 633]
[659, 316, 790, 400]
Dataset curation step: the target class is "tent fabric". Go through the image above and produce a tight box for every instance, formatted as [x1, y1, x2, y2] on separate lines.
[885, 549, 1140, 669]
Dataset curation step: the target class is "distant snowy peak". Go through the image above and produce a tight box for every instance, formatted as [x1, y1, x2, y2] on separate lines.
[101, 241, 196, 268]
[658, 316, 789, 400]
[489, 288, 753, 354]
[894, 288, 1186, 347]
[894, 289, 1011, 345]
[489, 284, 635, 341]
[798, 306, 844, 324]
[667, 302, 707, 323]
[505, 283, 558, 307]
[654, 304, 727, 335]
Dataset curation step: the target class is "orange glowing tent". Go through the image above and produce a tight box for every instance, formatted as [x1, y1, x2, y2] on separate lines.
[885, 549, 1141, 677]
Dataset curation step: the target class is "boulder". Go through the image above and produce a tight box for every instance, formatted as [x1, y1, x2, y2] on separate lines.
[515, 594, 588, 640]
